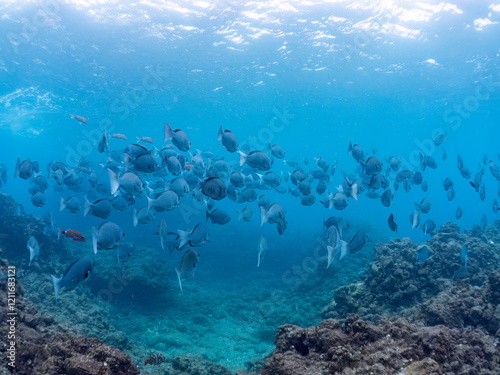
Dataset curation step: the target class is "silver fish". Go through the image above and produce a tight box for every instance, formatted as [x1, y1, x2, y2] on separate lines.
[27, 236, 40, 266]
[178, 224, 209, 248]
[133, 207, 155, 227]
[206, 209, 230, 225]
[260, 203, 286, 227]
[108, 169, 144, 196]
[410, 210, 420, 229]
[117, 242, 132, 263]
[175, 249, 199, 293]
[164, 122, 190, 151]
[388, 213, 398, 232]
[51, 256, 94, 304]
[147, 190, 179, 212]
[238, 151, 272, 171]
[92, 222, 125, 254]
[237, 206, 252, 222]
[84, 198, 112, 219]
[257, 235, 268, 267]
[218, 125, 238, 153]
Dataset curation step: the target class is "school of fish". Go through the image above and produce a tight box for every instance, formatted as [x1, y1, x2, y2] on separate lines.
[3, 119, 499, 301]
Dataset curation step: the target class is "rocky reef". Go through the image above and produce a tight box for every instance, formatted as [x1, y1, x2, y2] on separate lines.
[411, 268, 500, 336]
[322, 222, 500, 323]
[2, 187, 500, 375]
[249, 314, 499, 375]
[236, 221, 500, 375]
[0, 252, 139, 375]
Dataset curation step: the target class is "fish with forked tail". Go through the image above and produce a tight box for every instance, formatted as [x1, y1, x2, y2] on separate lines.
[58, 229, 87, 242]
[50, 256, 94, 304]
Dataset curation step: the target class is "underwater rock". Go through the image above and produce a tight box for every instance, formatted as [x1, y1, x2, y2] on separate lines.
[322, 222, 500, 322]
[87, 243, 172, 301]
[411, 269, 500, 335]
[257, 315, 499, 375]
[0, 193, 65, 259]
[0, 256, 139, 375]
[161, 354, 232, 375]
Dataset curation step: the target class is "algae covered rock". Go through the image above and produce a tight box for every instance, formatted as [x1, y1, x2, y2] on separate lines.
[323, 222, 500, 323]
[87, 243, 172, 303]
[259, 315, 500, 375]
[0, 256, 140, 375]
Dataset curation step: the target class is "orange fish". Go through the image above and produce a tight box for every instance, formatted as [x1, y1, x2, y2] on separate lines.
[58, 229, 87, 242]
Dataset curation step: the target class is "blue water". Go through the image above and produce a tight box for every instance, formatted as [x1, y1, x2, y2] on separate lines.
[1, 0, 500, 372]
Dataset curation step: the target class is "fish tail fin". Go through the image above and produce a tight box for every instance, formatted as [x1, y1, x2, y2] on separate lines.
[328, 193, 334, 209]
[133, 209, 139, 227]
[419, 153, 426, 171]
[326, 246, 334, 269]
[414, 202, 420, 211]
[175, 267, 183, 294]
[236, 209, 242, 222]
[340, 240, 349, 260]
[160, 154, 167, 169]
[257, 253, 261, 268]
[136, 137, 141, 143]
[351, 183, 358, 201]
[150, 146, 158, 157]
[146, 196, 154, 212]
[92, 226, 97, 254]
[256, 173, 263, 184]
[83, 197, 91, 216]
[348, 142, 353, 154]
[107, 168, 120, 195]
[217, 125, 223, 141]
[28, 245, 34, 266]
[50, 274, 61, 304]
[238, 151, 247, 167]
[168, 244, 175, 256]
[123, 153, 131, 172]
[205, 210, 210, 222]
[14, 157, 20, 178]
[59, 197, 66, 212]
[163, 122, 173, 142]
[260, 206, 267, 227]
[178, 229, 189, 248]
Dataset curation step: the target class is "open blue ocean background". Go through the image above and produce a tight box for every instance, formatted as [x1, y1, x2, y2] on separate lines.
[1, 0, 500, 371]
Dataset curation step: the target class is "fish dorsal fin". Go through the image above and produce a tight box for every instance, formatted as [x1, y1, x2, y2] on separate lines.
[98, 221, 109, 230]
